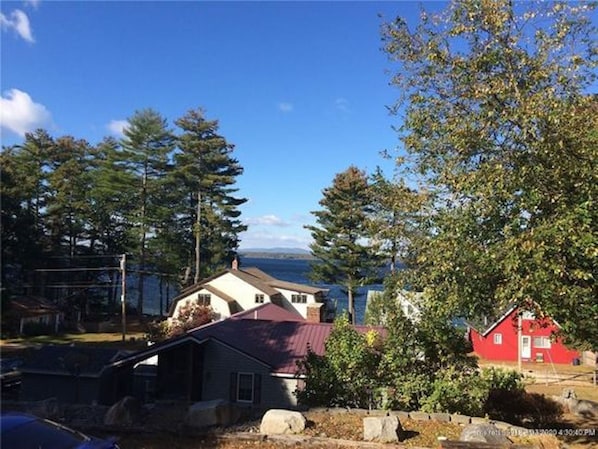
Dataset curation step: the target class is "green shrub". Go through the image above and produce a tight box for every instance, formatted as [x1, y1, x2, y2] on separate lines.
[145, 319, 169, 342]
[481, 367, 526, 391]
[295, 347, 342, 407]
[383, 373, 433, 411]
[420, 367, 489, 416]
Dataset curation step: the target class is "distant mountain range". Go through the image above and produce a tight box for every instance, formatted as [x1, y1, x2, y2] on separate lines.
[238, 247, 314, 259]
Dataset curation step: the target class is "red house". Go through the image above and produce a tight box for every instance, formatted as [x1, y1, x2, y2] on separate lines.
[468, 305, 580, 365]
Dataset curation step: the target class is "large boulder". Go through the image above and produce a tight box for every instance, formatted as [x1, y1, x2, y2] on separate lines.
[104, 396, 142, 427]
[363, 415, 403, 443]
[260, 409, 306, 435]
[550, 388, 598, 417]
[460, 423, 511, 445]
[185, 399, 236, 428]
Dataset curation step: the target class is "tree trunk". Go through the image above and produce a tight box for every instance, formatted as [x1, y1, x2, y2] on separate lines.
[137, 164, 148, 317]
[194, 190, 201, 284]
[347, 288, 355, 324]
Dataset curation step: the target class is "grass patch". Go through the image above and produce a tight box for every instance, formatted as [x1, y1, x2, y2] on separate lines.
[526, 383, 598, 403]
[0, 332, 148, 354]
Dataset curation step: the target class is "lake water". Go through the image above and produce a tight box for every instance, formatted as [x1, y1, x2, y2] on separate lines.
[140, 257, 383, 324]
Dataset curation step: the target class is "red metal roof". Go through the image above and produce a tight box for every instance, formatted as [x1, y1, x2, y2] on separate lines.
[189, 309, 384, 374]
[231, 303, 304, 322]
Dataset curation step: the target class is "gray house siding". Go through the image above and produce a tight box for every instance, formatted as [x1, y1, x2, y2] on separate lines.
[201, 340, 298, 408]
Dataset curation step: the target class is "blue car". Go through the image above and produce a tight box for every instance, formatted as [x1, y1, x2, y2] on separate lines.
[1, 412, 120, 449]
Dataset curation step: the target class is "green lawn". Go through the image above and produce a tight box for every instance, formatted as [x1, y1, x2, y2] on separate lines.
[0, 332, 148, 355]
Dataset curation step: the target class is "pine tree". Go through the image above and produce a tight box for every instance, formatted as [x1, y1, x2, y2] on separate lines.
[45, 136, 93, 257]
[172, 108, 247, 283]
[1, 130, 54, 293]
[121, 109, 175, 315]
[306, 166, 384, 324]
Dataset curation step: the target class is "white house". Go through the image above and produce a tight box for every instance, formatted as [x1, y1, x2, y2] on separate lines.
[168, 260, 334, 322]
[365, 289, 423, 323]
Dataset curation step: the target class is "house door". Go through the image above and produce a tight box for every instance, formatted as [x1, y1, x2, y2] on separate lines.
[521, 336, 531, 359]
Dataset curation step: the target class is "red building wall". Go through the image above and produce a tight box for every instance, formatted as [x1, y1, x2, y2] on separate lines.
[470, 309, 580, 365]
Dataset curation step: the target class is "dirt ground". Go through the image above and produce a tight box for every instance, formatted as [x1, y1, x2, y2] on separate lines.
[106, 412, 463, 449]
[102, 409, 592, 449]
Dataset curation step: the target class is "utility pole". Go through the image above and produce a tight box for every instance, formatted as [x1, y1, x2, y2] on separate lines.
[120, 254, 127, 342]
[517, 313, 522, 372]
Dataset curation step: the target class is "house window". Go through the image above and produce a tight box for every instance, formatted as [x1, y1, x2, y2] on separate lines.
[521, 311, 535, 320]
[255, 294, 265, 304]
[533, 336, 551, 349]
[197, 294, 211, 306]
[291, 294, 307, 304]
[493, 333, 503, 345]
[237, 373, 254, 402]
[230, 372, 261, 404]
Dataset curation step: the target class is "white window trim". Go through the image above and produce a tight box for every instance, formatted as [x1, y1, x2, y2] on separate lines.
[493, 333, 503, 345]
[291, 294, 307, 304]
[197, 293, 211, 306]
[533, 336, 552, 349]
[237, 372, 254, 403]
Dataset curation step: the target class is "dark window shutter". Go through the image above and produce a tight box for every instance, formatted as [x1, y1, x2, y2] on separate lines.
[229, 372, 237, 402]
[253, 373, 262, 404]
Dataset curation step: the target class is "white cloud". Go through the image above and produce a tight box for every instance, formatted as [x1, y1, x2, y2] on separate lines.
[0, 88, 52, 136]
[24, 0, 41, 9]
[335, 97, 350, 113]
[1, 9, 35, 43]
[246, 215, 290, 227]
[107, 119, 129, 137]
[277, 102, 294, 113]
[238, 230, 311, 251]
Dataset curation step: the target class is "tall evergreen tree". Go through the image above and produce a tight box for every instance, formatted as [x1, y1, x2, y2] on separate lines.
[121, 109, 175, 315]
[45, 136, 93, 257]
[1, 130, 54, 294]
[173, 108, 247, 283]
[306, 166, 384, 324]
[86, 137, 137, 309]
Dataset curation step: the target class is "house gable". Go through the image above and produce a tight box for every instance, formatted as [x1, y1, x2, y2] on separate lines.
[469, 305, 579, 364]
[169, 266, 329, 321]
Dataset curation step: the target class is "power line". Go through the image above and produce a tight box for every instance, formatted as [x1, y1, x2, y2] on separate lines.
[46, 254, 124, 259]
[34, 267, 119, 272]
[42, 284, 120, 289]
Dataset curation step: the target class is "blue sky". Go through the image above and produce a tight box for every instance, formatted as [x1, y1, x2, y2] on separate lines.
[1, 1, 437, 250]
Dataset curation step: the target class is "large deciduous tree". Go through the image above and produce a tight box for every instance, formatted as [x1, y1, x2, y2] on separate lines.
[382, 0, 597, 348]
[306, 166, 384, 324]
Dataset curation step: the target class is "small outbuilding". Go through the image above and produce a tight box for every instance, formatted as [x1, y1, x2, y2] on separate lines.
[4, 296, 63, 335]
[19, 346, 132, 405]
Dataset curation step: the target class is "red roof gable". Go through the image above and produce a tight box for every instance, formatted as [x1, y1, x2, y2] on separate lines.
[114, 304, 384, 375]
[188, 311, 382, 374]
[231, 303, 304, 322]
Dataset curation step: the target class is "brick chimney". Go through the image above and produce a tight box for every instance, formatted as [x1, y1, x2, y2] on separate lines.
[231, 257, 238, 270]
[306, 303, 323, 323]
